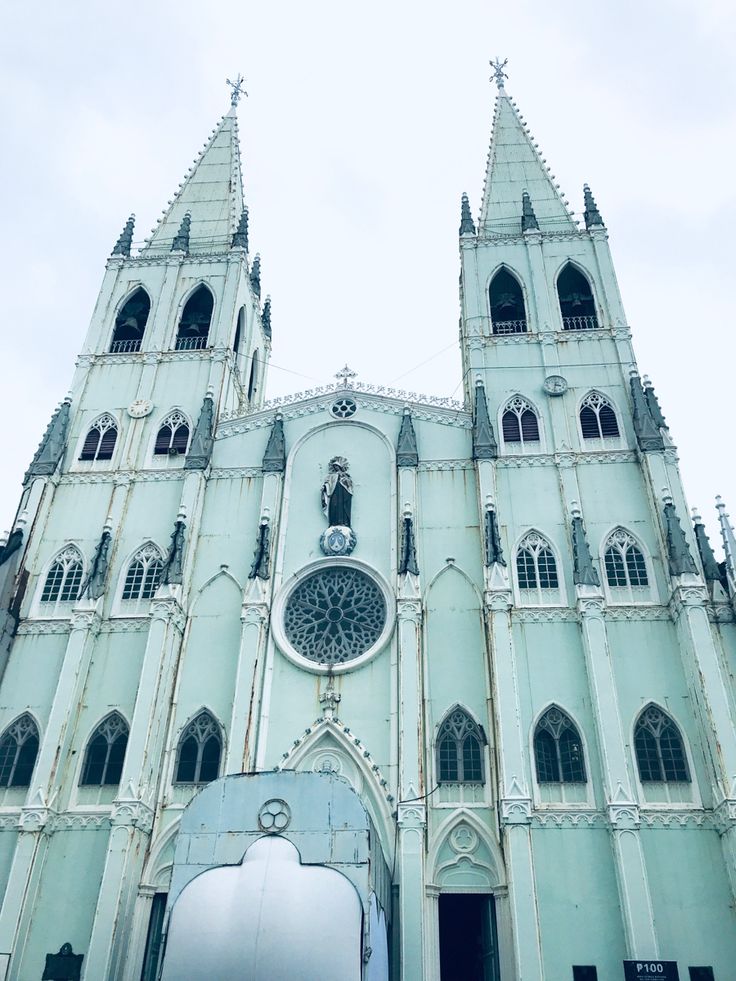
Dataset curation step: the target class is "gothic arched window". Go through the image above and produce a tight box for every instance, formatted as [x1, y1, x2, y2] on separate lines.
[557, 264, 598, 330]
[110, 288, 151, 353]
[41, 545, 84, 606]
[489, 268, 527, 335]
[80, 712, 129, 786]
[534, 707, 586, 783]
[175, 285, 214, 351]
[233, 306, 245, 356]
[516, 532, 561, 604]
[604, 528, 649, 602]
[247, 350, 259, 402]
[634, 705, 689, 783]
[174, 711, 222, 784]
[580, 392, 620, 440]
[79, 414, 118, 462]
[501, 396, 540, 448]
[0, 714, 39, 788]
[153, 411, 190, 456]
[436, 708, 484, 784]
[122, 544, 164, 602]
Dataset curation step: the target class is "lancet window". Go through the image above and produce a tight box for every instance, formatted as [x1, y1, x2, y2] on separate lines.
[79, 414, 118, 462]
[436, 708, 484, 784]
[634, 705, 689, 783]
[534, 707, 586, 783]
[122, 544, 164, 603]
[557, 264, 598, 330]
[247, 350, 259, 402]
[174, 711, 222, 784]
[153, 411, 190, 456]
[175, 285, 214, 351]
[580, 392, 620, 441]
[501, 396, 540, 448]
[110, 288, 151, 353]
[489, 268, 527, 334]
[0, 714, 39, 788]
[516, 532, 561, 605]
[233, 306, 245, 356]
[80, 712, 129, 786]
[604, 528, 649, 602]
[41, 545, 84, 606]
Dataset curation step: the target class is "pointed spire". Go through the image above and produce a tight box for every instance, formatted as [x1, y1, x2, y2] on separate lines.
[248, 515, 271, 580]
[142, 108, 244, 254]
[261, 296, 272, 340]
[472, 380, 497, 460]
[642, 376, 668, 431]
[484, 503, 506, 567]
[81, 528, 112, 600]
[161, 515, 186, 586]
[583, 184, 604, 229]
[663, 495, 698, 577]
[397, 409, 418, 467]
[25, 396, 71, 482]
[716, 497, 736, 595]
[521, 191, 539, 232]
[232, 208, 249, 250]
[571, 504, 600, 587]
[629, 372, 664, 451]
[399, 512, 419, 576]
[184, 391, 215, 470]
[480, 78, 575, 234]
[459, 193, 476, 236]
[111, 215, 135, 257]
[262, 414, 286, 473]
[250, 254, 261, 298]
[692, 509, 723, 585]
[170, 211, 191, 253]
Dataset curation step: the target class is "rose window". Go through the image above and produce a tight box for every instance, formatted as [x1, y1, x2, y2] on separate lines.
[283, 567, 386, 664]
[330, 397, 357, 419]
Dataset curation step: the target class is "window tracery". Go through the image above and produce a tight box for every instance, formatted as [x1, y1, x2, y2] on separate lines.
[436, 708, 484, 784]
[501, 396, 540, 449]
[122, 544, 164, 602]
[0, 714, 39, 788]
[80, 713, 128, 786]
[534, 707, 586, 783]
[516, 532, 561, 605]
[634, 705, 689, 783]
[79, 414, 118, 462]
[154, 411, 190, 456]
[41, 545, 84, 607]
[174, 711, 222, 784]
[580, 392, 620, 441]
[603, 528, 650, 603]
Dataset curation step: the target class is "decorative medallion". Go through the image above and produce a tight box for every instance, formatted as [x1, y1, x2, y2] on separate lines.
[330, 397, 357, 419]
[320, 524, 357, 556]
[257, 798, 291, 834]
[542, 375, 568, 397]
[127, 399, 153, 418]
[450, 824, 478, 853]
[284, 566, 387, 664]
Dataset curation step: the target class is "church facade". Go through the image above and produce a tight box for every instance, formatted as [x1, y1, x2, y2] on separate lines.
[0, 67, 735, 981]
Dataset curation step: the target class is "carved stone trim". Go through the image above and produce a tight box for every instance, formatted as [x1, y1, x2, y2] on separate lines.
[607, 800, 640, 828]
[241, 603, 269, 626]
[111, 798, 155, 832]
[485, 589, 513, 612]
[397, 801, 427, 827]
[70, 609, 101, 633]
[530, 810, 607, 828]
[416, 460, 475, 472]
[396, 599, 422, 624]
[604, 605, 671, 621]
[100, 618, 150, 633]
[512, 607, 577, 622]
[499, 797, 532, 823]
[16, 620, 72, 636]
[150, 597, 186, 632]
[210, 467, 263, 480]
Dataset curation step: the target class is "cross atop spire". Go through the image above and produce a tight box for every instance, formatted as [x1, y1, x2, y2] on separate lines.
[490, 57, 508, 90]
[226, 74, 248, 107]
[335, 365, 357, 387]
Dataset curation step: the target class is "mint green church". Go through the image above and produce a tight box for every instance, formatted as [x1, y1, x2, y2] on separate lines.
[0, 64, 734, 981]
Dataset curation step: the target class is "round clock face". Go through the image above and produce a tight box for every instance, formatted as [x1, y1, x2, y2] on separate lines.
[543, 375, 568, 396]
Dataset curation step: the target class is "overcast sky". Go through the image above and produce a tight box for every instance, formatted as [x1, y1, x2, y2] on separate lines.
[0, 0, 734, 548]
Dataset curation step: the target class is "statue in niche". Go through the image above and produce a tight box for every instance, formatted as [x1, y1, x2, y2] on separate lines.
[319, 456, 356, 556]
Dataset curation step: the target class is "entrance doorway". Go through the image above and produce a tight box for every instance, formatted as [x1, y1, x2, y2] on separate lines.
[439, 894, 501, 981]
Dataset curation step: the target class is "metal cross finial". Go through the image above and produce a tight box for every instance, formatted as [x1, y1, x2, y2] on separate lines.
[226, 74, 248, 106]
[335, 364, 357, 388]
[490, 57, 509, 89]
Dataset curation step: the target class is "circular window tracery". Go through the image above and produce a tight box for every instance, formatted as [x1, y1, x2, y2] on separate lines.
[330, 397, 357, 419]
[283, 566, 386, 665]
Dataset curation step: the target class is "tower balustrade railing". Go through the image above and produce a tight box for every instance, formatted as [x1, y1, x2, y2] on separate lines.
[109, 339, 142, 354]
[492, 319, 527, 335]
[562, 315, 599, 331]
[175, 336, 209, 351]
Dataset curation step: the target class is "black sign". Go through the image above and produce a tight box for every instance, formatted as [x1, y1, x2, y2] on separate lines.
[42, 943, 83, 981]
[624, 961, 679, 981]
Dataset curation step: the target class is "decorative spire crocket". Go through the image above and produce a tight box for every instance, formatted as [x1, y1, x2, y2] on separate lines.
[397, 409, 418, 468]
[629, 372, 664, 452]
[262, 414, 286, 473]
[472, 380, 497, 460]
[25, 396, 72, 482]
[521, 191, 539, 232]
[399, 511, 420, 576]
[583, 184, 604, 229]
[571, 504, 600, 587]
[692, 509, 724, 586]
[232, 208, 249, 250]
[261, 297, 272, 340]
[184, 391, 215, 470]
[250, 254, 261, 298]
[459, 193, 476, 236]
[171, 211, 191, 253]
[663, 495, 698, 577]
[642, 376, 668, 431]
[484, 503, 506, 567]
